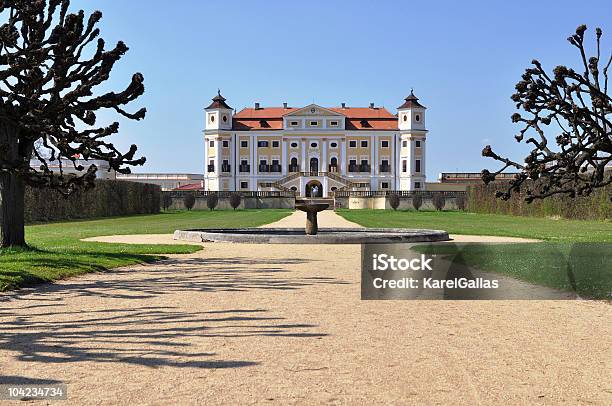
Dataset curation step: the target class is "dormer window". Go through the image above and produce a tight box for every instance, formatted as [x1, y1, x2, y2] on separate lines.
[360, 119, 370, 128]
[259, 120, 270, 128]
[290, 121, 299, 126]
[330, 121, 338, 126]
[309, 121, 318, 126]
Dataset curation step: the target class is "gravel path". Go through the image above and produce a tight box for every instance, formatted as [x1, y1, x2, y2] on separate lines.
[2, 211, 610, 404]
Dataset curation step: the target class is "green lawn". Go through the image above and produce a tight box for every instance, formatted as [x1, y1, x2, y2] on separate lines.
[339, 209, 611, 299]
[337, 209, 612, 242]
[0, 209, 291, 291]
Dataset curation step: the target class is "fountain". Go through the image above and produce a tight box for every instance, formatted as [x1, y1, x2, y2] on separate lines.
[173, 198, 450, 244]
[294, 199, 329, 235]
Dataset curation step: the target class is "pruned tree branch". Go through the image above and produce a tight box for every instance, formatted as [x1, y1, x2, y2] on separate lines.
[0, 0, 146, 195]
[482, 25, 611, 203]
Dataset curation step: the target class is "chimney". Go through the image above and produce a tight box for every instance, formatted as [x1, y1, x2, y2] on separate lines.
[283, 102, 288, 109]
[254, 102, 260, 110]
[369, 103, 375, 109]
[341, 102, 346, 109]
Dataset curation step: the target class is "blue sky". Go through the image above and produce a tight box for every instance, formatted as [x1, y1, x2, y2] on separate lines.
[73, 1, 611, 178]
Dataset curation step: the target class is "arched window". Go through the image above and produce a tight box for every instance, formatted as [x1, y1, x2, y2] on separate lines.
[415, 114, 420, 122]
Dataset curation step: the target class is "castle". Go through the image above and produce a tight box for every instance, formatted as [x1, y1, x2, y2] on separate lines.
[203, 91, 428, 197]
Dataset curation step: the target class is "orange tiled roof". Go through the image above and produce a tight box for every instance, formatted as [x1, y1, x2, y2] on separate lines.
[173, 183, 204, 191]
[233, 106, 398, 131]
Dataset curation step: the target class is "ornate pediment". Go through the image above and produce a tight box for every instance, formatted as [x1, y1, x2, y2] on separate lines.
[284, 104, 344, 117]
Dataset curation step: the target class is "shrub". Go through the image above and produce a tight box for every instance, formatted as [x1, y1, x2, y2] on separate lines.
[23, 180, 160, 224]
[183, 193, 196, 211]
[162, 193, 173, 211]
[456, 195, 466, 211]
[229, 193, 242, 210]
[433, 194, 446, 211]
[412, 195, 423, 211]
[389, 194, 400, 210]
[206, 193, 218, 211]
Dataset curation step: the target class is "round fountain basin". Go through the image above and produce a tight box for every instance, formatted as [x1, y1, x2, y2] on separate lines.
[173, 227, 450, 244]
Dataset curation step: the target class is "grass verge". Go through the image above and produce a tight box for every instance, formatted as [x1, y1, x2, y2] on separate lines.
[0, 209, 291, 291]
[340, 209, 611, 299]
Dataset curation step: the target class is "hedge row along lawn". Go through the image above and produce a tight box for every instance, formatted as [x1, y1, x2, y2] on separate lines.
[0, 209, 291, 292]
[338, 210, 612, 299]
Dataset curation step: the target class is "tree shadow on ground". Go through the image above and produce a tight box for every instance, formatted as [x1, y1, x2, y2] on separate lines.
[1, 256, 341, 373]
[0, 306, 325, 370]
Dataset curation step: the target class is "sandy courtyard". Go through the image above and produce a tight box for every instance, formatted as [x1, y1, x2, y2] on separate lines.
[1, 211, 611, 404]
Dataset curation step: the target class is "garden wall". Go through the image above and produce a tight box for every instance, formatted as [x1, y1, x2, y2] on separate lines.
[466, 183, 611, 220]
[24, 180, 161, 223]
[333, 191, 466, 211]
[164, 191, 295, 210]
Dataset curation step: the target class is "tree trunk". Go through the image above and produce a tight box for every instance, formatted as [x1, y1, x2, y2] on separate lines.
[0, 171, 26, 248]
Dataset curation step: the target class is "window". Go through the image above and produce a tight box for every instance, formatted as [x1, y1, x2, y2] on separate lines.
[210, 115, 215, 123]
[381, 159, 389, 166]
[291, 142, 298, 148]
[272, 141, 280, 148]
[240, 159, 248, 165]
[222, 115, 228, 122]
[309, 121, 318, 126]
[290, 121, 299, 126]
[257, 141, 269, 148]
[259, 159, 267, 165]
[240, 181, 248, 189]
[415, 159, 421, 173]
[240, 140, 248, 148]
[331, 187, 337, 191]
[415, 114, 421, 122]
[402, 140, 408, 147]
[330, 121, 338, 126]
[330, 142, 338, 148]
[310, 142, 318, 148]
[361, 140, 368, 148]
[381, 182, 389, 189]
[403, 114, 407, 122]
[416, 140, 421, 148]
[223, 159, 229, 165]
[209, 140, 214, 147]
[414, 182, 421, 189]
[381, 140, 389, 148]
[272, 159, 280, 165]
[290, 186, 298, 191]
[402, 159, 407, 173]
[349, 140, 357, 148]
[222, 140, 229, 148]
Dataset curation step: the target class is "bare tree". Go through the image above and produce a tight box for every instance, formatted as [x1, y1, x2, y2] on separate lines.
[0, 1, 146, 247]
[482, 25, 611, 203]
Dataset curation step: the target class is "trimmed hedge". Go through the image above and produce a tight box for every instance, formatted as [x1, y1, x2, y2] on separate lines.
[24, 180, 160, 223]
[467, 182, 611, 220]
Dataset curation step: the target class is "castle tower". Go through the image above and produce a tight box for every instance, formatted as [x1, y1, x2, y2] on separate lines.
[397, 90, 428, 190]
[204, 91, 234, 191]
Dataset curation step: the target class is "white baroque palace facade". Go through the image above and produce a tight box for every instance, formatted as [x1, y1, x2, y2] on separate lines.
[203, 91, 428, 197]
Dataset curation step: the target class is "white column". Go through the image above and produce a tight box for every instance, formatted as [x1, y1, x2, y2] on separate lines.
[203, 136, 208, 188]
[250, 135, 255, 176]
[395, 134, 401, 190]
[340, 140, 346, 176]
[322, 140, 327, 173]
[231, 133, 237, 191]
[301, 140, 306, 172]
[323, 176, 329, 198]
[282, 139, 288, 176]
[421, 137, 427, 184]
